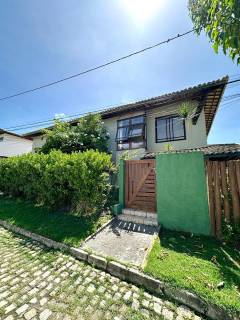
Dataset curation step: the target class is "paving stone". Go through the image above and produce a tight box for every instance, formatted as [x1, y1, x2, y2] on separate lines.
[0, 291, 10, 299]
[16, 303, 29, 315]
[5, 303, 17, 314]
[132, 298, 140, 310]
[91, 296, 99, 306]
[112, 284, 118, 292]
[143, 292, 152, 300]
[105, 311, 112, 319]
[87, 284, 96, 293]
[40, 297, 48, 306]
[142, 299, 150, 308]
[5, 316, 15, 320]
[141, 308, 150, 318]
[113, 292, 122, 301]
[97, 286, 106, 293]
[161, 307, 174, 320]
[193, 315, 203, 320]
[123, 291, 132, 301]
[100, 300, 106, 308]
[177, 305, 195, 319]
[29, 297, 38, 304]
[104, 292, 112, 300]
[153, 302, 162, 315]
[79, 295, 88, 304]
[0, 226, 203, 320]
[176, 316, 185, 320]
[24, 308, 37, 320]
[39, 309, 52, 320]
[0, 300, 8, 308]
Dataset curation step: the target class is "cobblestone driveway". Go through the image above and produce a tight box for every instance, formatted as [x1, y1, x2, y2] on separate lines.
[0, 227, 203, 320]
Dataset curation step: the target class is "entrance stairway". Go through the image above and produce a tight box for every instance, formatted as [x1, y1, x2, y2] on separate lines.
[117, 208, 158, 226]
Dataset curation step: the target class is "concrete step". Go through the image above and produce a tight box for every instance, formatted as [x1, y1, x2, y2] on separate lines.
[122, 208, 157, 219]
[117, 213, 158, 226]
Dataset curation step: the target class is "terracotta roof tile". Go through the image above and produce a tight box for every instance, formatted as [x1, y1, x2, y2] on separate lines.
[23, 76, 228, 138]
[143, 144, 240, 159]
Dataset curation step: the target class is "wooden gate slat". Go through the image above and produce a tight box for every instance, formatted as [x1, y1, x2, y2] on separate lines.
[213, 161, 222, 238]
[206, 160, 216, 236]
[220, 161, 231, 222]
[235, 161, 240, 196]
[125, 162, 129, 206]
[228, 161, 240, 224]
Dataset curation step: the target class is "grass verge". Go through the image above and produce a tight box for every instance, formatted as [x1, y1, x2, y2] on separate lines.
[0, 196, 111, 247]
[143, 229, 240, 313]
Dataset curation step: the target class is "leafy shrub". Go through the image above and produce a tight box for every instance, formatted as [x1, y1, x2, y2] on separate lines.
[0, 150, 114, 214]
[222, 219, 240, 249]
[39, 114, 109, 154]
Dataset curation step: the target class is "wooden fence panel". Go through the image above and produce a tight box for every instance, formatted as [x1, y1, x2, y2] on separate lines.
[206, 160, 240, 238]
[228, 161, 240, 224]
[206, 161, 216, 235]
[220, 161, 230, 222]
[236, 162, 240, 196]
[213, 162, 222, 238]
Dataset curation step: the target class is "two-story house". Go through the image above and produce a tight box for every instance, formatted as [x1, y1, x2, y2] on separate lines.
[23, 76, 240, 161]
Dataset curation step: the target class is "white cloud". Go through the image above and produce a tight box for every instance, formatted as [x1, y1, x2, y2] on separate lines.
[54, 113, 65, 119]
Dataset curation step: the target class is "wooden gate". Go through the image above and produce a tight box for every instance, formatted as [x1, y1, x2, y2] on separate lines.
[206, 160, 240, 238]
[125, 159, 156, 213]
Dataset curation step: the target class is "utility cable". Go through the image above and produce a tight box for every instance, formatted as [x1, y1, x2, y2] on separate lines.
[0, 30, 195, 102]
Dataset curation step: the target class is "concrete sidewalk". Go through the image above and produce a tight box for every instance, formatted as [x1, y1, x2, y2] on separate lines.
[81, 218, 158, 266]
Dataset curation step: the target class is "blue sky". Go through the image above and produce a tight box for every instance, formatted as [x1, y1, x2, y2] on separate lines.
[0, 0, 239, 143]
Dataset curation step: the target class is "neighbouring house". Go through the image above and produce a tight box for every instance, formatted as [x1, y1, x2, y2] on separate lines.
[0, 129, 32, 158]
[23, 76, 236, 162]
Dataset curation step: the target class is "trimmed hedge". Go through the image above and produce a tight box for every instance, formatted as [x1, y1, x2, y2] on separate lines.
[0, 150, 113, 213]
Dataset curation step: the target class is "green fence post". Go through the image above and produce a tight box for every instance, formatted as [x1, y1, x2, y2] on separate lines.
[119, 159, 125, 211]
[112, 159, 125, 215]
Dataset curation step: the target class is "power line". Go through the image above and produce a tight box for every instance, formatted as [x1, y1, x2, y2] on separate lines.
[3, 77, 240, 133]
[3, 95, 239, 136]
[0, 29, 194, 102]
[5, 93, 238, 133]
[223, 93, 240, 101]
[4, 110, 99, 131]
[221, 97, 240, 107]
[5, 106, 184, 132]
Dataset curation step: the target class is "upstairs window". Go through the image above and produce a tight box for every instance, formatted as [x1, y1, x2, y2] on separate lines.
[155, 115, 186, 143]
[116, 115, 145, 150]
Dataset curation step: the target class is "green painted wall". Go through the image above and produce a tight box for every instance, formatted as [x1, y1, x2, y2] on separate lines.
[156, 152, 211, 235]
[118, 159, 125, 212]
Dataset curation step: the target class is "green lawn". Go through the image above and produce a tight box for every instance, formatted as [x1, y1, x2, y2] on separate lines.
[0, 196, 111, 247]
[144, 229, 240, 314]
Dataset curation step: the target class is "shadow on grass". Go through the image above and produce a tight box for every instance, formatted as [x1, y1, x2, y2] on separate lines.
[0, 196, 109, 247]
[159, 228, 240, 292]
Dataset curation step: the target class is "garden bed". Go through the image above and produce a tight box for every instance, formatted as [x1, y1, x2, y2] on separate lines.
[0, 196, 110, 247]
[143, 229, 240, 314]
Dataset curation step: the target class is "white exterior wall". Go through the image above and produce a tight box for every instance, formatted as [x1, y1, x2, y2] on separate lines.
[31, 135, 47, 152]
[104, 102, 207, 162]
[0, 133, 32, 157]
[146, 102, 207, 153]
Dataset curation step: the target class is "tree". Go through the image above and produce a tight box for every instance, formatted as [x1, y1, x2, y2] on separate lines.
[39, 113, 109, 154]
[188, 0, 240, 63]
